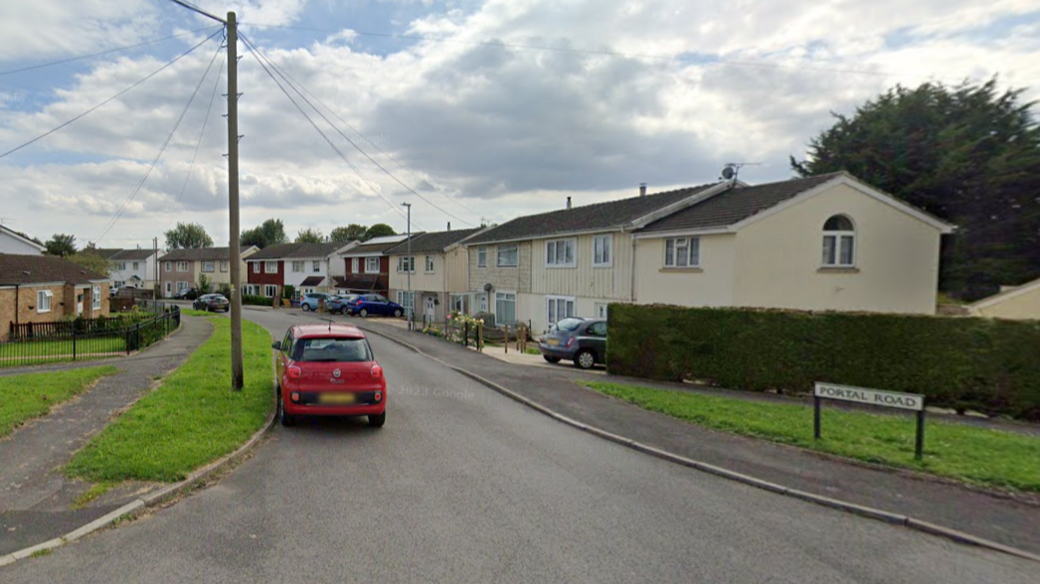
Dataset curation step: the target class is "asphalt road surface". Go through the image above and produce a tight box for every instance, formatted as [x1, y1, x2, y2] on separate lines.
[3, 309, 1036, 583]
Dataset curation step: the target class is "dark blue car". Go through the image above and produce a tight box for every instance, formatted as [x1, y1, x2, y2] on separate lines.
[346, 294, 404, 318]
[327, 294, 359, 314]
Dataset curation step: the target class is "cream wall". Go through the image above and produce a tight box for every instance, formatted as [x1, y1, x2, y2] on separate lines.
[972, 284, 1040, 320]
[633, 233, 736, 306]
[467, 241, 532, 294]
[389, 253, 446, 293]
[529, 231, 633, 300]
[519, 293, 624, 333]
[732, 183, 942, 314]
[444, 246, 469, 293]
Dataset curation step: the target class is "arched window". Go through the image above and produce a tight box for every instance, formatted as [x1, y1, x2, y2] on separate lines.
[822, 215, 855, 267]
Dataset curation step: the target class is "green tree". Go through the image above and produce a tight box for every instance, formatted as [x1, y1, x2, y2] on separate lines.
[330, 224, 367, 243]
[164, 222, 213, 249]
[198, 274, 212, 294]
[45, 233, 77, 257]
[241, 218, 287, 249]
[68, 250, 110, 276]
[363, 223, 396, 241]
[792, 78, 1040, 299]
[295, 228, 326, 243]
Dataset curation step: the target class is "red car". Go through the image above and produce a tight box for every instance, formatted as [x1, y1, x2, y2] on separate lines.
[273, 323, 387, 428]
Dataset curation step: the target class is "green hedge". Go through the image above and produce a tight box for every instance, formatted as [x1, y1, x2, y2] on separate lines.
[242, 294, 273, 306]
[607, 305, 1040, 421]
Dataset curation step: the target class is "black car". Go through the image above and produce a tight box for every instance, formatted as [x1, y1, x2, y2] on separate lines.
[538, 317, 608, 370]
[193, 293, 229, 311]
[175, 288, 199, 300]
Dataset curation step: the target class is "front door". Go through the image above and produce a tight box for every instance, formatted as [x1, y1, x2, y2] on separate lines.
[76, 293, 84, 316]
[425, 295, 436, 320]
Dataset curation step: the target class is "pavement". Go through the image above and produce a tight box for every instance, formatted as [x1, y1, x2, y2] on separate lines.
[0, 316, 213, 556]
[1, 306, 1036, 583]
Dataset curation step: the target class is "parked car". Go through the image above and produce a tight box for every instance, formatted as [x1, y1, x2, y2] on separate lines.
[174, 288, 199, 300]
[327, 294, 360, 314]
[345, 294, 405, 318]
[193, 293, 230, 312]
[299, 292, 335, 312]
[272, 323, 386, 428]
[538, 317, 608, 370]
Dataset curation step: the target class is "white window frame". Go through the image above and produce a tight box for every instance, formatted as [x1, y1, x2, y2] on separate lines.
[177, 281, 188, 292]
[292, 260, 304, 273]
[252, 262, 260, 274]
[201, 261, 215, 273]
[495, 291, 517, 324]
[546, 295, 576, 326]
[425, 255, 435, 273]
[36, 290, 52, 313]
[595, 303, 609, 319]
[593, 234, 613, 268]
[92, 286, 101, 310]
[351, 258, 359, 273]
[176, 261, 189, 272]
[220, 260, 228, 272]
[477, 247, 487, 268]
[822, 215, 856, 268]
[397, 256, 415, 273]
[164, 261, 172, 272]
[264, 285, 277, 298]
[312, 260, 321, 273]
[365, 257, 380, 274]
[664, 237, 700, 268]
[265, 261, 278, 274]
[132, 262, 139, 270]
[396, 291, 415, 315]
[450, 293, 468, 314]
[497, 244, 518, 268]
[545, 238, 576, 268]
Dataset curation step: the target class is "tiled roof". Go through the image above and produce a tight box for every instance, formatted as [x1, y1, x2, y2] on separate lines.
[464, 184, 718, 245]
[385, 228, 483, 255]
[341, 237, 422, 256]
[299, 276, 325, 286]
[248, 242, 340, 260]
[333, 275, 384, 291]
[161, 247, 235, 261]
[109, 249, 157, 261]
[637, 173, 844, 233]
[0, 253, 108, 285]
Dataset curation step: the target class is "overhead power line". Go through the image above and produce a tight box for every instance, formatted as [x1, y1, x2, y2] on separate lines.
[241, 33, 476, 227]
[162, 0, 227, 24]
[0, 29, 222, 161]
[175, 51, 225, 208]
[0, 26, 221, 77]
[239, 34, 424, 229]
[95, 39, 224, 243]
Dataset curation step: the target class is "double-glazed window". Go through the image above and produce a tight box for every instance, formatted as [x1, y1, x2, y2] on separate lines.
[477, 247, 487, 268]
[664, 237, 700, 268]
[312, 260, 320, 273]
[546, 296, 575, 325]
[252, 262, 260, 274]
[264, 285, 277, 297]
[822, 215, 856, 267]
[37, 290, 52, 313]
[202, 261, 215, 273]
[545, 239, 575, 268]
[92, 286, 101, 310]
[497, 244, 518, 267]
[495, 292, 516, 324]
[365, 257, 380, 273]
[292, 261, 304, 273]
[425, 255, 435, 273]
[265, 261, 278, 273]
[220, 261, 228, 272]
[397, 256, 415, 273]
[351, 258, 359, 273]
[176, 261, 189, 272]
[593, 234, 612, 267]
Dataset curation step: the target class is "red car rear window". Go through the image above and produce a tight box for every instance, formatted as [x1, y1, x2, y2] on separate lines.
[293, 338, 372, 362]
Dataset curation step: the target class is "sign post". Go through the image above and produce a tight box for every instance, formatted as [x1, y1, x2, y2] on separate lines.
[813, 382, 927, 460]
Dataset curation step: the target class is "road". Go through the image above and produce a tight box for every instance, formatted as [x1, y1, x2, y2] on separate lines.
[3, 308, 1035, 583]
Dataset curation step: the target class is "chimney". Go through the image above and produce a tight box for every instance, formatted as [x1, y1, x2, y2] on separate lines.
[566, 196, 572, 209]
[447, 221, 451, 231]
[639, 183, 647, 197]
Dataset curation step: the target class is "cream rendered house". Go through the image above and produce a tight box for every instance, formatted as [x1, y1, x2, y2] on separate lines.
[969, 278, 1040, 320]
[386, 227, 485, 322]
[159, 246, 258, 297]
[633, 172, 955, 314]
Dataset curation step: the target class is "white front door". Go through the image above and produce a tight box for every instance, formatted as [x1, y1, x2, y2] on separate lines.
[425, 295, 436, 320]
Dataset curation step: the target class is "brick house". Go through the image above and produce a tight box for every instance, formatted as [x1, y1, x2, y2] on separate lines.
[0, 254, 110, 339]
[244, 242, 345, 299]
[158, 246, 258, 298]
[336, 235, 410, 298]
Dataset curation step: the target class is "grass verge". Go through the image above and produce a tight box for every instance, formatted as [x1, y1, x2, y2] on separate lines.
[180, 308, 215, 317]
[65, 318, 273, 483]
[0, 366, 118, 437]
[581, 380, 1040, 493]
[70, 482, 115, 510]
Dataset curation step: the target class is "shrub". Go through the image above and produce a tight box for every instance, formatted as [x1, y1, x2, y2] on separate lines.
[607, 304, 1040, 421]
[242, 295, 269, 306]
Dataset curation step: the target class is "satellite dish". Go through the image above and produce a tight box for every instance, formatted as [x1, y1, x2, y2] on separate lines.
[483, 283, 494, 293]
[721, 166, 735, 180]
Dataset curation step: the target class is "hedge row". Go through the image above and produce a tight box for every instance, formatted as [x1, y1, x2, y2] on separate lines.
[607, 304, 1040, 421]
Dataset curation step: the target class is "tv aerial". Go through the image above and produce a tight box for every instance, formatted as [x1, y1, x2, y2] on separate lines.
[720, 162, 761, 182]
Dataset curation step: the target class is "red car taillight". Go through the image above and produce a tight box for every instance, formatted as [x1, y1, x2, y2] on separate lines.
[356, 299, 364, 305]
[566, 338, 575, 348]
[371, 365, 383, 379]
[287, 366, 302, 380]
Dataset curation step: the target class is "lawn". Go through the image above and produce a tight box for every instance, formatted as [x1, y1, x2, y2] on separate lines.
[0, 366, 118, 438]
[581, 381, 1040, 493]
[0, 336, 127, 369]
[180, 308, 215, 317]
[66, 318, 273, 482]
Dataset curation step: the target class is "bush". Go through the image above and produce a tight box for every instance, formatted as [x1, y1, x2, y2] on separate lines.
[607, 304, 1040, 421]
[241, 295, 269, 306]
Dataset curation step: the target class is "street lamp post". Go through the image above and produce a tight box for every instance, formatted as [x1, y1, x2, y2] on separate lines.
[401, 202, 412, 329]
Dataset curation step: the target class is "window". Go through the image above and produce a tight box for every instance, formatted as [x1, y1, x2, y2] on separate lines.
[92, 286, 101, 310]
[165, 261, 172, 272]
[478, 293, 488, 313]
[593, 235, 613, 267]
[243, 284, 256, 296]
[351, 258, 359, 273]
[220, 261, 228, 272]
[165, 282, 172, 295]
[495, 291, 517, 324]
[132, 262, 139, 270]
[545, 239, 576, 268]
[497, 244, 518, 267]
[264, 285, 277, 298]
[292, 261, 304, 272]
[477, 247, 487, 268]
[265, 261, 278, 273]
[36, 290, 52, 313]
[546, 296, 575, 325]
[113, 262, 126, 271]
[176, 261, 189, 272]
[425, 255, 435, 273]
[202, 261, 215, 273]
[312, 260, 321, 273]
[450, 294, 468, 314]
[114, 281, 125, 288]
[664, 237, 700, 268]
[595, 303, 609, 319]
[822, 215, 856, 267]
[397, 291, 415, 315]
[292, 337, 373, 363]
[252, 262, 260, 274]
[587, 321, 607, 336]
[397, 256, 415, 273]
[365, 257, 380, 273]
[178, 281, 188, 292]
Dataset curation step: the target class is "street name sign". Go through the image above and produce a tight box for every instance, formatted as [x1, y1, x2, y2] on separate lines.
[812, 382, 927, 460]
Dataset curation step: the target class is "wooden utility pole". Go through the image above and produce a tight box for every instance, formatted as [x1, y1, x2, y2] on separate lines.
[227, 11, 244, 390]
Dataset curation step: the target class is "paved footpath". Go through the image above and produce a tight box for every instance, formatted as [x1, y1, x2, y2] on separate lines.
[350, 317, 1040, 556]
[0, 316, 213, 556]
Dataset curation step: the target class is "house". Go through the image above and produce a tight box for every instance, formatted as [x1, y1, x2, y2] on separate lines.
[159, 246, 258, 298]
[0, 225, 45, 255]
[96, 248, 162, 291]
[244, 242, 345, 299]
[968, 277, 1040, 320]
[0, 253, 110, 339]
[386, 227, 485, 321]
[335, 235, 410, 298]
[632, 172, 955, 316]
[463, 181, 725, 332]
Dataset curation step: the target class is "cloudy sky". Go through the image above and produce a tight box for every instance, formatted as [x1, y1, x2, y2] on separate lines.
[1, 0, 1038, 249]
